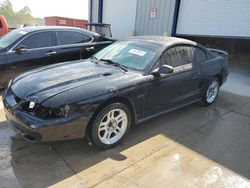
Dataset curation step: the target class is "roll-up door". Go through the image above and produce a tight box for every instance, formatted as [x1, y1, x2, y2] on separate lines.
[176, 0, 250, 38]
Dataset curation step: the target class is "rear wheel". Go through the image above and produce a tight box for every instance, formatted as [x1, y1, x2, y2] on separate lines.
[91, 103, 131, 149]
[201, 78, 220, 106]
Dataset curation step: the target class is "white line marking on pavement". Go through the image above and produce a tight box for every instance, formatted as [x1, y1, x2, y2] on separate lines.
[0, 101, 3, 110]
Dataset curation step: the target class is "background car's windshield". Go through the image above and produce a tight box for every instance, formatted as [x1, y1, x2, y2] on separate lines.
[0, 29, 27, 49]
[94, 41, 161, 72]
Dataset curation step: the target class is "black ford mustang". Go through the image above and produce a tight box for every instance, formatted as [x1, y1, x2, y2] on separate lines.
[3, 36, 229, 149]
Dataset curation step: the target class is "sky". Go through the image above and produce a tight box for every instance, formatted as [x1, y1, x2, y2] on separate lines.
[1, 0, 89, 19]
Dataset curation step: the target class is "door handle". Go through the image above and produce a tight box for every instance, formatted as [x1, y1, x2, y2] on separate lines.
[45, 51, 57, 56]
[86, 46, 95, 51]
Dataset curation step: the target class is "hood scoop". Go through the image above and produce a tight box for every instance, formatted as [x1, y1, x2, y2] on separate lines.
[103, 72, 112, 77]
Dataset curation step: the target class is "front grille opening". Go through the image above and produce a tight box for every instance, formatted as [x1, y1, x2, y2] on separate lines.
[13, 93, 21, 103]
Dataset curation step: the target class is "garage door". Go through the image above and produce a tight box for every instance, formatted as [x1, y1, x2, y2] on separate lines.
[102, 0, 137, 39]
[176, 0, 250, 38]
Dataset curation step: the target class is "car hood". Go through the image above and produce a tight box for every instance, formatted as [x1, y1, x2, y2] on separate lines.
[11, 60, 142, 104]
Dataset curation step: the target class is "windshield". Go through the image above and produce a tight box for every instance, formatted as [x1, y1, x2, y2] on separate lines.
[0, 29, 27, 49]
[94, 41, 161, 72]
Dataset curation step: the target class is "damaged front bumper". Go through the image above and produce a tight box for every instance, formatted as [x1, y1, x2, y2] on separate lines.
[3, 88, 93, 142]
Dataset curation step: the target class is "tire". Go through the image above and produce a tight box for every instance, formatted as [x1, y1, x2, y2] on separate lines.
[90, 103, 131, 149]
[201, 77, 220, 106]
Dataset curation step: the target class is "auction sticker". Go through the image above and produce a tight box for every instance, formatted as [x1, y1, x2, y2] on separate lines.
[129, 49, 146, 56]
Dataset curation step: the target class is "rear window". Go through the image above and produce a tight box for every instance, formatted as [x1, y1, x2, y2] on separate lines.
[57, 31, 84, 45]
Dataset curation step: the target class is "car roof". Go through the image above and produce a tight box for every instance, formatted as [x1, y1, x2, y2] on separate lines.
[14, 26, 100, 37]
[129, 36, 197, 48]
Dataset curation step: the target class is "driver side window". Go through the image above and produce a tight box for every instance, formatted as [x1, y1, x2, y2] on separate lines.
[155, 46, 194, 71]
[19, 32, 54, 49]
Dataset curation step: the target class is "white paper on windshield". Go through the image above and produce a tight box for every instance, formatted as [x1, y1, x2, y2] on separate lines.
[19, 31, 28, 35]
[129, 49, 146, 56]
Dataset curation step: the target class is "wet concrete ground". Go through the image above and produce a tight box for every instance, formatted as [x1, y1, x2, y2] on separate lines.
[0, 59, 250, 187]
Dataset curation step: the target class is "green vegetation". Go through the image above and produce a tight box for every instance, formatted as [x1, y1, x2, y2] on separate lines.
[0, 0, 44, 28]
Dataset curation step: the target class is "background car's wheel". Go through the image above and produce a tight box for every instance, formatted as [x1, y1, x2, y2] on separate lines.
[91, 103, 131, 149]
[201, 77, 220, 106]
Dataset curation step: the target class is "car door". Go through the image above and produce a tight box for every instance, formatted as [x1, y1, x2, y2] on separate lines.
[79, 34, 114, 59]
[145, 45, 201, 116]
[53, 31, 93, 63]
[84, 36, 114, 57]
[4, 31, 56, 82]
[79, 33, 101, 59]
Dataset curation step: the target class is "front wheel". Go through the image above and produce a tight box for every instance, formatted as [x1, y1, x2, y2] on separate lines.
[201, 78, 220, 106]
[91, 103, 131, 149]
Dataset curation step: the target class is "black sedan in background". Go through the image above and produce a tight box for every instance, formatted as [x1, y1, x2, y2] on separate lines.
[0, 26, 114, 88]
[3, 36, 229, 149]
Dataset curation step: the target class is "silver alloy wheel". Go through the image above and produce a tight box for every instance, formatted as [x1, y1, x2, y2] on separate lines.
[98, 109, 128, 145]
[206, 80, 219, 103]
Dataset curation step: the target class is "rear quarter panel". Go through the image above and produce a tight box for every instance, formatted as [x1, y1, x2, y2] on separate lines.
[198, 54, 227, 92]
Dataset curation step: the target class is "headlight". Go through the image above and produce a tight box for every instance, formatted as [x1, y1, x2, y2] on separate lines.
[22, 102, 66, 119]
[34, 105, 64, 119]
[22, 102, 88, 120]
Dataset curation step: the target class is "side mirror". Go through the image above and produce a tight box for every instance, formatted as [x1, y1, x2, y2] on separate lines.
[151, 65, 174, 76]
[15, 45, 27, 54]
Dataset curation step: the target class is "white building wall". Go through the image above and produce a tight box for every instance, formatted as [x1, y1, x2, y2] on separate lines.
[89, 0, 99, 23]
[102, 0, 137, 39]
